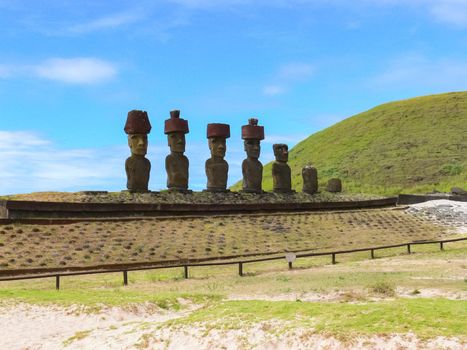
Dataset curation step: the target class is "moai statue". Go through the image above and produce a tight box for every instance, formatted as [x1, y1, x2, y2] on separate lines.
[205, 123, 230, 192]
[327, 178, 342, 192]
[241, 118, 264, 193]
[272, 144, 293, 193]
[164, 110, 190, 192]
[302, 164, 318, 195]
[124, 110, 152, 192]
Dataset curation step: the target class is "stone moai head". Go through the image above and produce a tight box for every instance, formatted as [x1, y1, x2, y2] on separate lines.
[164, 110, 189, 153]
[273, 144, 289, 163]
[242, 118, 264, 159]
[124, 110, 151, 156]
[207, 123, 230, 158]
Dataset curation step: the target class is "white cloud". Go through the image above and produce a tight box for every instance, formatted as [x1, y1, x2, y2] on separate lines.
[0, 64, 11, 78]
[278, 62, 315, 81]
[263, 85, 285, 96]
[0, 57, 118, 85]
[262, 62, 315, 96]
[0, 131, 127, 194]
[34, 58, 117, 84]
[67, 12, 143, 34]
[262, 134, 307, 145]
[370, 54, 467, 90]
[430, 0, 467, 27]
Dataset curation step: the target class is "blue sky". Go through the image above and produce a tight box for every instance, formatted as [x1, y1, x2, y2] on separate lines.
[1, 0, 467, 194]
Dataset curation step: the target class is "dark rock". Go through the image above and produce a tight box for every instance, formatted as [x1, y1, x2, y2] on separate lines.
[451, 187, 467, 195]
[302, 164, 318, 195]
[327, 178, 342, 193]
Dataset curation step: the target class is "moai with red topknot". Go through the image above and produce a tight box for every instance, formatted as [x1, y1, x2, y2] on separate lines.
[241, 118, 264, 193]
[205, 123, 230, 192]
[164, 110, 190, 192]
[124, 110, 152, 192]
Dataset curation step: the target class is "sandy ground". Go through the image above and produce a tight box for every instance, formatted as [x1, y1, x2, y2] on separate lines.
[0, 300, 465, 350]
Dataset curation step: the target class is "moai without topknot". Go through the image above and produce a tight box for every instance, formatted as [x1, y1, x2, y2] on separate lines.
[164, 110, 190, 192]
[241, 118, 264, 193]
[272, 144, 293, 193]
[302, 164, 318, 194]
[327, 178, 342, 192]
[124, 110, 152, 193]
[205, 123, 230, 192]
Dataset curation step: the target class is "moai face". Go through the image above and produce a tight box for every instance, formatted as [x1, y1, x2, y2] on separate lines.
[273, 144, 288, 163]
[128, 134, 148, 156]
[209, 137, 226, 158]
[244, 139, 260, 159]
[168, 132, 186, 153]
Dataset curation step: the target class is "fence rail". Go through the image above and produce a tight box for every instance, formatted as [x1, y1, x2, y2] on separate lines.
[0, 237, 465, 289]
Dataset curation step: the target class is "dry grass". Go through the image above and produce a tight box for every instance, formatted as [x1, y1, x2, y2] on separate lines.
[0, 208, 449, 272]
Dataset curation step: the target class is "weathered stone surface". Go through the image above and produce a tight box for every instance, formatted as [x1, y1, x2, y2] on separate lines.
[241, 118, 264, 140]
[126, 154, 151, 192]
[451, 187, 467, 195]
[327, 178, 342, 193]
[241, 118, 264, 193]
[206, 123, 230, 192]
[242, 140, 263, 193]
[302, 164, 318, 195]
[124, 110, 151, 134]
[272, 144, 292, 193]
[165, 110, 189, 191]
[124, 110, 152, 193]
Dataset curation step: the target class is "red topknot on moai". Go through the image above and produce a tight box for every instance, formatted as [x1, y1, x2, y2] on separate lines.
[164, 110, 190, 192]
[124, 110, 152, 192]
[205, 123, 231, 192]
[241, 118, 264, 193]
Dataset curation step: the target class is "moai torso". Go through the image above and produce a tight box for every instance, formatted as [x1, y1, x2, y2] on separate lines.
[166, 153, 189, 190]
[302, 165, 318, 194]
[242, 158, 263, 193]
[125, 156, 151, 192]
[272, 161, 291, 193]
[206, 158, 229, 191]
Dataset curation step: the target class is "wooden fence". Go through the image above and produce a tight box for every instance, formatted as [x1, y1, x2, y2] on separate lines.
[0, 237, 465, 290]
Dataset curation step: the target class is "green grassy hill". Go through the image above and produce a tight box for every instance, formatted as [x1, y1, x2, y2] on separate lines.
[233, 91, 467, 195]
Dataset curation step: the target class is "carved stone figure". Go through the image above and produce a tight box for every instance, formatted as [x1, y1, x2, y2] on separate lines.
[272, 144, 292, 193]
[124, 110, 151, 192]
[164, 110, 189, 192]
[205, 123, 230, 192]
[241, 118, 264, 193]
[302, 164, 318, 194]
[327, 178, 342, 192]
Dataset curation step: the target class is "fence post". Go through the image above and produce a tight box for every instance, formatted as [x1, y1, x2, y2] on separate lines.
[55, 275, 60, 290]
[184, 266, 189, 279]
[288, 261, 293, 270]
[332, 253, 336, 264]
[123, 271, 128, 286]
[407, 244, 411, 254]
[239, 262, 243, 277]
[370, 249, 375, 259]
[440, 242, 444, 251]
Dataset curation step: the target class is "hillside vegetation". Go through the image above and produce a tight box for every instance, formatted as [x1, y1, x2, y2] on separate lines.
[235, 92, 467, 195]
